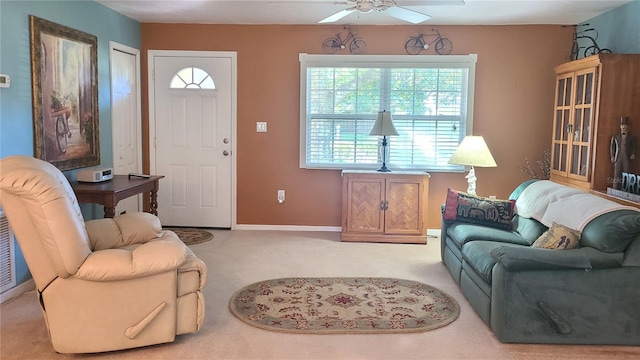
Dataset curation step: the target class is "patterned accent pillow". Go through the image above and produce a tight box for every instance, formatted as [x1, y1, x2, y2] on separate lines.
[532, 222, 581, 250]
[443, 188, 516, 230]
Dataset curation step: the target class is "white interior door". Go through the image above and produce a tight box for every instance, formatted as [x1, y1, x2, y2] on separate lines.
[149, 51, 236, 228]
[110, 42, 142, 216]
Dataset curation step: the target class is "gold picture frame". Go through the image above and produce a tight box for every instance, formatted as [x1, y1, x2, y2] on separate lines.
[30, 15, 99, 171]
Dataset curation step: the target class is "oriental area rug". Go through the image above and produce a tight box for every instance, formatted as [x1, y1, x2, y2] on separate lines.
[163, 227, 213, 246]
[229, 277, 460, 334]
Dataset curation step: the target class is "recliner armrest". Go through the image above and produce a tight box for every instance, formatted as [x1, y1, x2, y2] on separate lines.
[490, 246, 592, 271]
[75, 236, 187, 281]
[86, 212, 163, 250]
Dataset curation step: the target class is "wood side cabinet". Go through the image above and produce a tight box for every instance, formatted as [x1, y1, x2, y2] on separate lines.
[341, 170, 430, 244]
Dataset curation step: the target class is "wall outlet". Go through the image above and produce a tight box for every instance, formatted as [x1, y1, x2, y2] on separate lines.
[277, 189, 285, 203]
[256, 122, 267, 132]
[489, 195, 497, 199]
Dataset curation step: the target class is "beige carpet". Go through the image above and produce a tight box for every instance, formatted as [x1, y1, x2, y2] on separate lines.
[1, 230, 639, 360]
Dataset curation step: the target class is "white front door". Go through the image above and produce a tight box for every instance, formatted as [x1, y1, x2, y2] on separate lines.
[110, 42, 142, 216]
[149, 51, 236, 228]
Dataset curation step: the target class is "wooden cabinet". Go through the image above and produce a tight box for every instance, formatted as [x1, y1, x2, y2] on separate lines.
[341, 171, 429, 244]
[550, 54, 640, 193]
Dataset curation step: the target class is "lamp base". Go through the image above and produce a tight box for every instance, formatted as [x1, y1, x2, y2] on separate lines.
[376, 136, 392, 172]
[465, 166, 477, 195]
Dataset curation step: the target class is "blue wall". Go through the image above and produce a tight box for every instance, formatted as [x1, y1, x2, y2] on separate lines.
[579, 0, 640, 54]
[0, 0, 140, 289]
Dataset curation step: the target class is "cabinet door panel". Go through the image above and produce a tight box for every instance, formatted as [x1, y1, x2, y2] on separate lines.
[551, 74, 573, 175]
[567, 67, 596, 181]
[385, 179, 423, 235]
[346, 179, 384, 233]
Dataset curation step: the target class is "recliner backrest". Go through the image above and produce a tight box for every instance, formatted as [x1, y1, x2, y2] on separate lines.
[0, 156, 92, 289]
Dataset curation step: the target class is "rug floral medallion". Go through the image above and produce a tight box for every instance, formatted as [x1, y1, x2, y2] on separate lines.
[229, 277, 460, 334]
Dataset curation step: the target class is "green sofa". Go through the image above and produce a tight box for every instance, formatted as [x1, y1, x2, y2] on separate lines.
[440, 180, 640, 345]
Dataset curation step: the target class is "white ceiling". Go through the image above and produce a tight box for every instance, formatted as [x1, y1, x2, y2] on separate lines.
[96, 0, 631, 26]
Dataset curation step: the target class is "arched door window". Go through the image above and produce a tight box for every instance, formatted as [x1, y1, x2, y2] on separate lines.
[170, 67, 215, 89]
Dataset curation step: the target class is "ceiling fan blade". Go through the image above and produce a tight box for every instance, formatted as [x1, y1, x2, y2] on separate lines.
[384, 6, 431, 24]
[395, 0, 464, 5]
[319, 8, 355, 23]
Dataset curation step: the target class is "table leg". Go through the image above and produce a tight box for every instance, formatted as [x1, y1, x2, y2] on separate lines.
[104, 206, 116, 218]
[150, 189, 159, 216]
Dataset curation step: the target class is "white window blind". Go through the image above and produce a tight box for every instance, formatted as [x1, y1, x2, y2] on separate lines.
[299, 54, 477, 171]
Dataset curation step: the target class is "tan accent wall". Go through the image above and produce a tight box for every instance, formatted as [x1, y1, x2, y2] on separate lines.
[140, 24, 572, 229]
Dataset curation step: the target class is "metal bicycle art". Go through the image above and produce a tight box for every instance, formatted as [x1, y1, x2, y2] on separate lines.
[405, 28, 452, 55]
[322, 27, 367, 54]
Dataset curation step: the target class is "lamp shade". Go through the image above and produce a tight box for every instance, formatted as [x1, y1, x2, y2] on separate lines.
[369, 110, 399, 136]
[448, 135, 497, 167]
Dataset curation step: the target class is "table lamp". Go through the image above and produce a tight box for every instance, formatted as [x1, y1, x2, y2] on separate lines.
[448, 135, 497, 195]
[370, 110, 399, 172]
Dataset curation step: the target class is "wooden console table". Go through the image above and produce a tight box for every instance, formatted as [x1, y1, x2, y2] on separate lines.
[71, 175, 164, 218]
[341, 170, 429, 244]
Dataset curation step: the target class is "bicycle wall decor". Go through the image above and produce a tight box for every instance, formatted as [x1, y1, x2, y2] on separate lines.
[405, 28, 452, 55]
[567, 24, 612, 61]
[322, 27, 367, 54]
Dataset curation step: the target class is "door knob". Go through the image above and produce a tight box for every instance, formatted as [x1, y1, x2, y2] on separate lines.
[223, 138, 230, 144]
[223, 150, 230, 156]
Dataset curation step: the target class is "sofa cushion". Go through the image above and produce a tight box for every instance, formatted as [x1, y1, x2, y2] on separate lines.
[623, 237, 640, 266]
[447, 223, 531, 249]
[444, 188, 516, 230]
[532, 222, 581, 250]
[580, 210, 640, 253]
[510, 216, 548, 244]
[462, 241, 524, 284]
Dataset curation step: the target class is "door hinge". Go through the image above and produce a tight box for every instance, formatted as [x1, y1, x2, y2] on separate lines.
[152, 69, 155, 81]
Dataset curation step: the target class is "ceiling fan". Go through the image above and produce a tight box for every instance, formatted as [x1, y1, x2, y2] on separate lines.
[320, 0, 430, 24]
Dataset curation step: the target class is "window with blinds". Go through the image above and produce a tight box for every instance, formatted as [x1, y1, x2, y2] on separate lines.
[299, 53, 477, 171]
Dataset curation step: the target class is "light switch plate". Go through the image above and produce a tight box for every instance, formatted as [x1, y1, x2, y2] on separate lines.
[0, 74, 10, 88]
[256, 122, 267, 132]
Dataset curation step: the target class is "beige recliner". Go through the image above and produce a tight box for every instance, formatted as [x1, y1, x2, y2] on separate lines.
[0, 156, 207, 354]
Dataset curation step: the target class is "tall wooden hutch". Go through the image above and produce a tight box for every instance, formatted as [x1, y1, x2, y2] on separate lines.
[550, 54, 640, 201]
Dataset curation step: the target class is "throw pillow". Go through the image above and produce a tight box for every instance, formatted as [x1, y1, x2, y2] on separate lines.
[443, 188, 516, 230]
[532, 222, 581, 250]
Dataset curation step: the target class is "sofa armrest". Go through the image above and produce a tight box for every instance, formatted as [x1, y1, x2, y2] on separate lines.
[490, 246, 592, 271]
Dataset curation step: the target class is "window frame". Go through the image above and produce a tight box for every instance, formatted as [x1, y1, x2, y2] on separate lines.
[299, 53, 478, 172]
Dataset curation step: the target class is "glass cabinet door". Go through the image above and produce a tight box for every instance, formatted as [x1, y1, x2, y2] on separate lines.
[551, 67, 597, 181]
[568, 68, 596, 180]
[551, 74, 572, 174]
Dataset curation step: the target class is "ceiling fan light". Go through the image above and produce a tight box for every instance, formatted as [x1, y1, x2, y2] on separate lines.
[356, 2, 375, 13]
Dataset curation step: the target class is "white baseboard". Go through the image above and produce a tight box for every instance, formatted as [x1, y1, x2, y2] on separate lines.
[235, 224, 342, 232]
[427, 229, 441, 237]
[234, 225, 442, 237]
[1, 279, 35, 305]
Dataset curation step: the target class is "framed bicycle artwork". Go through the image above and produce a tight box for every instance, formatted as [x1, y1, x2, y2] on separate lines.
[30, 16, 99, 171]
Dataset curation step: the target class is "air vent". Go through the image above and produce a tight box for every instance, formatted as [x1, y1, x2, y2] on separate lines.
[0, 210, 16, 294]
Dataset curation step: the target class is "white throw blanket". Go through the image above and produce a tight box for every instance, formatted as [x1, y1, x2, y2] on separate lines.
[515, 180, 639, 231]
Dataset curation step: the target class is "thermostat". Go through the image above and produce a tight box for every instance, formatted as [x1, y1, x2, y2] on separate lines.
[0, 74, 9, 88]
